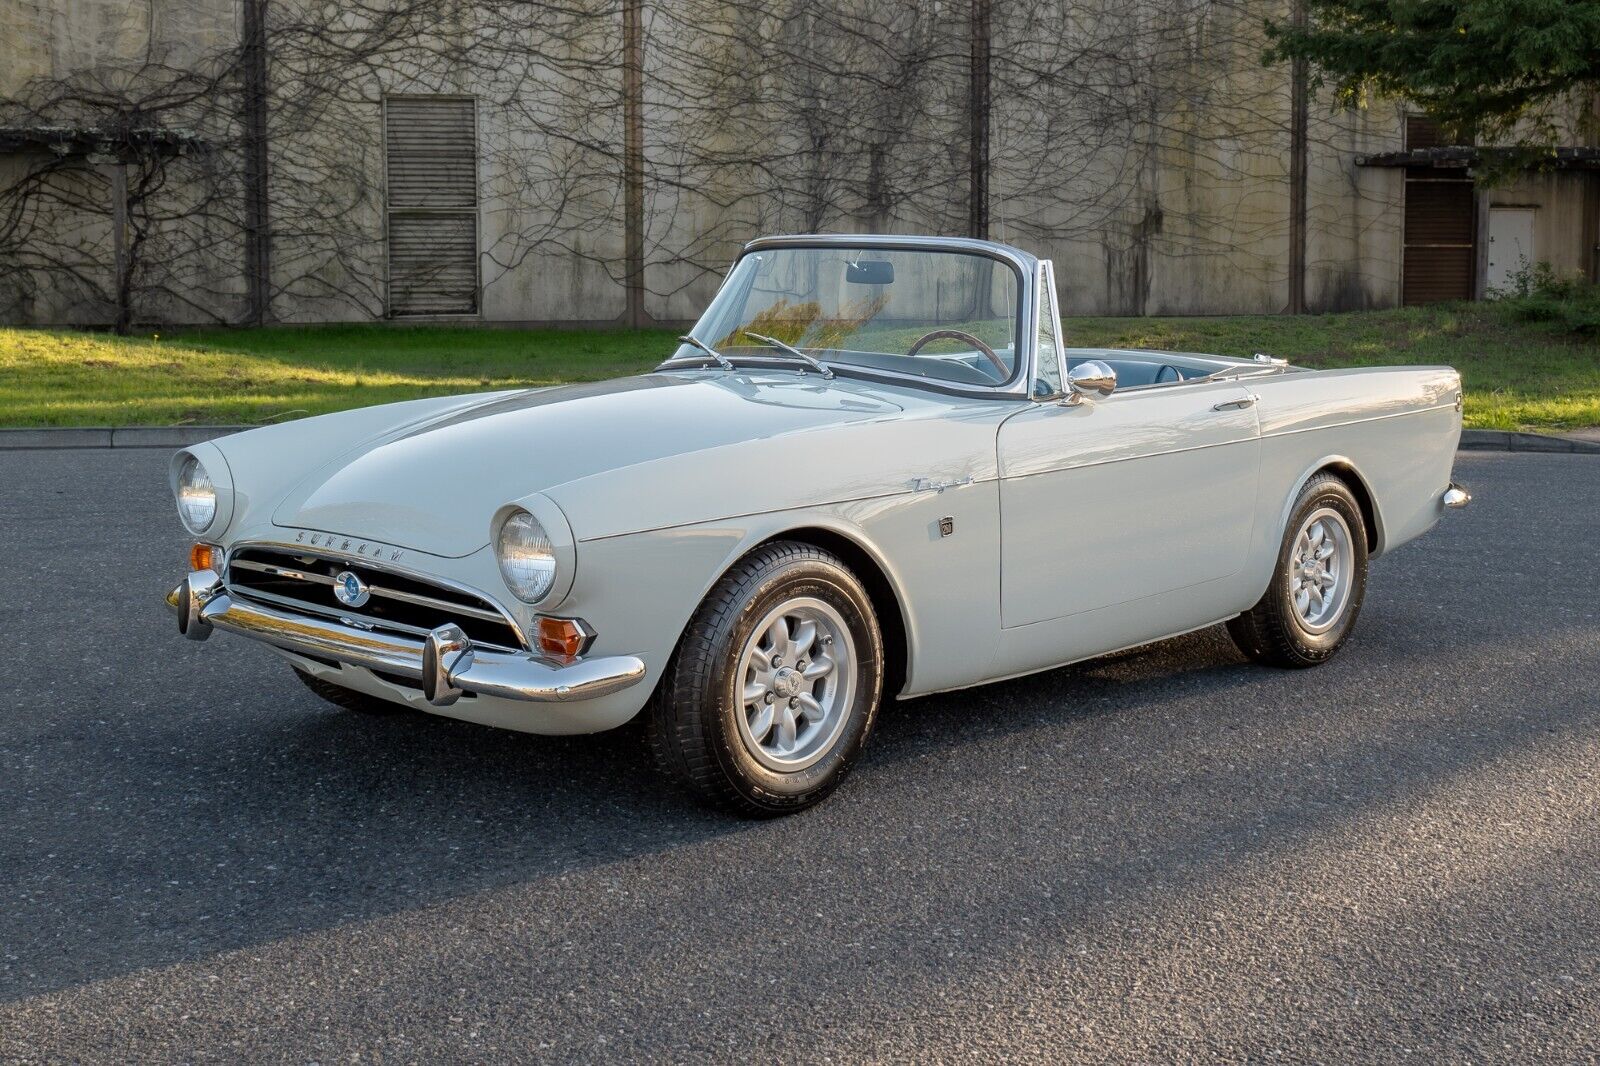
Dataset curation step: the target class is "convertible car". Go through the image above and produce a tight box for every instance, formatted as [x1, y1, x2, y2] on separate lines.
[166, 234, 1470, 814]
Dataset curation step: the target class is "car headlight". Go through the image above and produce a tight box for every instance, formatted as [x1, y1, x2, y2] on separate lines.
[176, 455, 218, 533]
[496, 509, 558, 602]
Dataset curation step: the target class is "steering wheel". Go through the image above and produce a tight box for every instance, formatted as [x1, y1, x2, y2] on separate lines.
[1155, 364, 1182, 384]
[905, 329, 1009, 379]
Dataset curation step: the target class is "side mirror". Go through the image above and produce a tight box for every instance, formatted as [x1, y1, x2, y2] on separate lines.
[1063, 359, 1116, 405]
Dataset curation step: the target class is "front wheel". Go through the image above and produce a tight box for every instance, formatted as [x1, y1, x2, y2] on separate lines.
[1228, 473, 1369, 668]
[647, 541, 884, 816]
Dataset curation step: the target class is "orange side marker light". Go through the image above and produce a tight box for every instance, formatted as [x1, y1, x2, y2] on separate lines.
[190, 542, 218, 572]
[537, 617, 590, 661]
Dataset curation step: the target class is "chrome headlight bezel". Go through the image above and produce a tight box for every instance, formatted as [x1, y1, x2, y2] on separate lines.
[168, 445, 235, 537]
[176, 456, 217, 532]
[495, 509, 557, 603]
[492, 495, 577, 607]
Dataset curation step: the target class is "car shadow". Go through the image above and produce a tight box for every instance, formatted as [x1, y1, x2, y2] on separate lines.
[2, 622, 1221, 1000]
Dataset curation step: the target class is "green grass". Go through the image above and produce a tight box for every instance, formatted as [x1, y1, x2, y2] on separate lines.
[0, 324, 680, 427]
[1, 302, 1596, 429]
[1070, 304, 1600, 432]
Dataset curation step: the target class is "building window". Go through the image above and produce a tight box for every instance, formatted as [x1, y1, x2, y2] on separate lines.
[384, 96, 478, 316]
[1405, 113, 1472, 151]
[1405, 114, 1443, 151]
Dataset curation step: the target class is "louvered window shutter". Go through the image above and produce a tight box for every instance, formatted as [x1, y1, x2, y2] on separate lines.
[384, 97, 479, 316]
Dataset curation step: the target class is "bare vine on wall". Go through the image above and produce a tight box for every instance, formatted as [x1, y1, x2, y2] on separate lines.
[0, 0, 1393, 327]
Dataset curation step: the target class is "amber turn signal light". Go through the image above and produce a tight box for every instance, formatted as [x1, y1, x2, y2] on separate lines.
[536, 617, 592, 661]
[189, 542, 219, 572]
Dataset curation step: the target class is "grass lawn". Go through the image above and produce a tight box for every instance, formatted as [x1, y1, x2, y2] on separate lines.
[1, 301, 1596, 429]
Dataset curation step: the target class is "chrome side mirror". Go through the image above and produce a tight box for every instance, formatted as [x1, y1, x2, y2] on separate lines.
[1063, 359, 1116, 405]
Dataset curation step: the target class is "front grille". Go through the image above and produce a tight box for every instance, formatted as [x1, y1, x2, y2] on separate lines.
[225, 545, 524, 651]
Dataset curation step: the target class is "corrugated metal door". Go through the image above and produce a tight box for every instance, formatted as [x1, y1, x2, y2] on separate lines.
[1403, 174, 1475, 305]
[384, 96, 479, 316]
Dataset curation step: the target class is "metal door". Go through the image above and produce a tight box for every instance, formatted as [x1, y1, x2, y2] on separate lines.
[1486, 207, 1535, 295]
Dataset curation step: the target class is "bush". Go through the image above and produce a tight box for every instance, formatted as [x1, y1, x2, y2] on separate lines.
[1492, 261, 1600, 335]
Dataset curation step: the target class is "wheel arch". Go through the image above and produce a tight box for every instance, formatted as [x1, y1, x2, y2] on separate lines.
[741, 524, 914, 700]
[1282, 456, 1384, 555]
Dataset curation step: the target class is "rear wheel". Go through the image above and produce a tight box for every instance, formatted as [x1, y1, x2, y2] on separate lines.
[1228, 474, 1368, 668]
[292, 667, 408, 714]
[647, 541, 884, 816]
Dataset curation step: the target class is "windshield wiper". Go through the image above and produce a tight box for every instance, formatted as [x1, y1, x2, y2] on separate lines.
[676, 334, 734, 371]
[743, 332, 834, 379]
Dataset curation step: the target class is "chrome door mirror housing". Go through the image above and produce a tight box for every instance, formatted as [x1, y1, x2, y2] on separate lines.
[1063, 359, 1117, 405]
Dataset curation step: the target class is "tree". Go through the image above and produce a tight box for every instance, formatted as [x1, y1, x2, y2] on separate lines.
[1265, 0, 1600, 149]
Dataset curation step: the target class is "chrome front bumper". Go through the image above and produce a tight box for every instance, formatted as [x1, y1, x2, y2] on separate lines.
[166, 570, 646, 707]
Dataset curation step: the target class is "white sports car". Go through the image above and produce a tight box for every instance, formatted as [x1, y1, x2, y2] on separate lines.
[167, 234, 1471, 814]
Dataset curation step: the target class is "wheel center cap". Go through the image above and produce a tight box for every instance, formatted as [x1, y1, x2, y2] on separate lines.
[772, 668, 803, 699]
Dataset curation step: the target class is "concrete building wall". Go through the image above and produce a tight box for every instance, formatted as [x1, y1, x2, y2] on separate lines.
[1, 0, 1593, 327]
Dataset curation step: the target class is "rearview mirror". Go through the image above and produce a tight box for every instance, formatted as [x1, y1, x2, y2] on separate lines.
[846, 260, 894, 285]
[1063, 359, 1116, 405]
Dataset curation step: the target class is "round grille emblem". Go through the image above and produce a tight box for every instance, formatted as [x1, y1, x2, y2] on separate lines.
[333, 570, 371, 608]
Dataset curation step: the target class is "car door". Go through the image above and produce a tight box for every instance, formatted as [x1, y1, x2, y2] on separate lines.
[996, 379, 1261, 629]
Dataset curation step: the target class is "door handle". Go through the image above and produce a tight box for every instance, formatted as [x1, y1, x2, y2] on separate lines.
[1213, 393, 1257, 412]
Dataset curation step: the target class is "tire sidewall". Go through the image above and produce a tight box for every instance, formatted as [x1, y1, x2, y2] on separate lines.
[705, 556, 883, 808]
[1272, 480, 1368, 661]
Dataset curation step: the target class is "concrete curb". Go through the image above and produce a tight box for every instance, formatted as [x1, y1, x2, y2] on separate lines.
[0, 425, 251, 450]
[1458, 429, 1600, 455]
[3, 424, 1599, 454]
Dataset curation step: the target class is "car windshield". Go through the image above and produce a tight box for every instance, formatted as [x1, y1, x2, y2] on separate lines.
[670, 246, 1023, 388]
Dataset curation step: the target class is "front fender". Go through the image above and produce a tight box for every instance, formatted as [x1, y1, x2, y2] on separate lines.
[562, 479, 1002, 710]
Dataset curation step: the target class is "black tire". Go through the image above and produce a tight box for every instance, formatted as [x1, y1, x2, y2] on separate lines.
[647, 541, 884, 817]
[292, 667, 408, 714]
[1228, 473, 1369, 668]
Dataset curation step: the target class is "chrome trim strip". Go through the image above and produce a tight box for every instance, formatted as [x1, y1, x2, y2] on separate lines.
[168, 574, 645, 705]
[362, 583, 506, 623]
[231, 559, 336, 585]
[998, 435, 1258, 483]
[225, 585, 523, 653]
[228, 585, 430, 638]
[231, 540, 529, 648]
[742, 233, 1037, 272]
[653, 359, 1031, 403]
[1257, 401, 1458, 441]
[233, 556, 508, 624]
[999, 400, 1459, 483]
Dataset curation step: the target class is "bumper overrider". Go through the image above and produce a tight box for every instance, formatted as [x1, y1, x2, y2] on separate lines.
[166, 569, 646, 707]
[1441, 482, 1472, 510]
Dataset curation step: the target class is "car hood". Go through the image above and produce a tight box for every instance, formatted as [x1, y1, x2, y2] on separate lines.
[270, 373, 907, 556]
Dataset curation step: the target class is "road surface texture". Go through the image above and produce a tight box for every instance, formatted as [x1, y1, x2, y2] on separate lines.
[1, 449, 1596, 1062]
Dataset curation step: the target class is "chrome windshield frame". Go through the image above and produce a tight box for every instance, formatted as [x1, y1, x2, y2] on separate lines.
[661, 234, 1041, 402]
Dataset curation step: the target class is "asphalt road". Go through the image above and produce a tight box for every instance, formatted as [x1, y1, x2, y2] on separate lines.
[1, 448, 1597, 1062]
